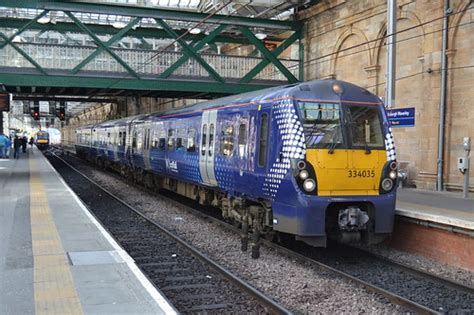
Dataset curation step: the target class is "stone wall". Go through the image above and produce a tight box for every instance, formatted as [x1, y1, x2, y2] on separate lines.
[298, 0, 473, 191]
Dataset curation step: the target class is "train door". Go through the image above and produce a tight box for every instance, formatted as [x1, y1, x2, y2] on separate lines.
[199, 110, 218, 186]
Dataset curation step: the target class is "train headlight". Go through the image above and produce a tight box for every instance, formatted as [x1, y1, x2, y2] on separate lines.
[332, 82, 344, 94]
[297, 160, 306, 170]
[389, 170, 397, 180]
[381, 178, 394, 191]
[299, 169, 309, 180]
[390, 161, 398, 170]
[303, 179, 316, 192]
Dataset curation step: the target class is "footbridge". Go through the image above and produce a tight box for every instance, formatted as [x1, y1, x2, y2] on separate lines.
[0, 1, 303, 100]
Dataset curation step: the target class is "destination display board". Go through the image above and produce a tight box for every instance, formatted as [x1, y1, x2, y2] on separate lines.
[386, 107, 415, 127]
[0, 93, 10, 112]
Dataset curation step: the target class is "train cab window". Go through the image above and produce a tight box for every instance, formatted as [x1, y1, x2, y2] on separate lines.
[298, 102, 342, 148]
[122, 132, 126, 146]
[201, 124, 207, 156]
[168, 129, 175, 150]
[346, 105, 384, 149]
[118, 132, 122, 145]
[187, 128, 196, 152]
[209, 124, 215, 157]
[220, 125, 234, 157]
[238, 123, 247, 158]
[258, 113, 269, 167]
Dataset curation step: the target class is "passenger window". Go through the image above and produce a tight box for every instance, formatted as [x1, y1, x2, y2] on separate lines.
[176, 128, 186, 151]
[220, 125, 234, 157]
[238, 123, 247, 158]
[187, 128, 196, 152]
[209, 124, 214, 157]
[168, 129, 175, 150]
[201, 124, 207, 156]
[157, 129, 166, 150]
[258, 113, 269, 167]
[132, 132, 137, 149]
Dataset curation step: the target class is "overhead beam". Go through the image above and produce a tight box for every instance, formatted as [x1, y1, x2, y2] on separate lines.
[0, 0, 300, 30]
[13, 95, 119, 103]
[240, 27, 298, 83]
[0, 18, 276, 45]
[0, 72, 276, 95]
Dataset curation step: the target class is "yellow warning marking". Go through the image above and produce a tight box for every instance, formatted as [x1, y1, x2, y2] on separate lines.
[30, 159, 83, 315]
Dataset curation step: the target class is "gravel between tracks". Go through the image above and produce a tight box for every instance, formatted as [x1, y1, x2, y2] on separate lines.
[65, 160, 410, 314]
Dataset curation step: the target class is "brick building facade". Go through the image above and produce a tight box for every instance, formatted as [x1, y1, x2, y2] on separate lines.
[299, 0, 473, 191]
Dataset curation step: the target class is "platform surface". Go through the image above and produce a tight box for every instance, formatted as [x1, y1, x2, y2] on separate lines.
[0, 148, 177, 315]
[396, 188, 474, 230]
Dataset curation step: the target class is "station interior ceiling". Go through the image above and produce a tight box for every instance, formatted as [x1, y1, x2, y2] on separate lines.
[1, 0, 317, 121]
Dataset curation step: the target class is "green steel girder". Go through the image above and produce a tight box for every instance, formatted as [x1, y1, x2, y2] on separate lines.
[156, 18, 224, 83]
[0, 10, 49, 50]
[0, 10, 49, 75]
[0, 32, 47, 75]
[65, 11, 140, 79]
[0, 18, 281, 45]
[71, 17, 141, 74]
[0, 0, 301, 30]
[159, 24, 227, 79]
[0, 72, 273, 95]
[239, 27, 298, 83]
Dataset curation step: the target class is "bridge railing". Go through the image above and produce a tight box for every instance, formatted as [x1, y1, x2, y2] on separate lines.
[0, 42, 299, 81]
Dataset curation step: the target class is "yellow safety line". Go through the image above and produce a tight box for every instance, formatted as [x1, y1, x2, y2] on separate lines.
[30, 159, 83, 315]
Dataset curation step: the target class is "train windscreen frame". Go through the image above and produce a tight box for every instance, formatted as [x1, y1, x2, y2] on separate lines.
[297, 101, 384, 150]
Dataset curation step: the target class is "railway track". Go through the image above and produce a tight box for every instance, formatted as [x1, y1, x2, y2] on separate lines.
[46, 151, 291, 314]
[50, 147, 474, 314]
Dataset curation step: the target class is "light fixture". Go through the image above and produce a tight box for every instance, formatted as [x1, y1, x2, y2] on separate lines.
[37, 16, 51, 24]
[12, 36, 24, 43]
[255, 33, 267, 40]
[112, 21, 126, 29]
[189, 28, 201, 35]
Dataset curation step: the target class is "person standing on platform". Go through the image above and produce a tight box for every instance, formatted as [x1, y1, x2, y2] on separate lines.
[29, 136, 34, 148]
[21, 136, 27, 153]
[13, 136, 21, 159]
[0, 133, 6, 158]
[5, 136, 11, 158]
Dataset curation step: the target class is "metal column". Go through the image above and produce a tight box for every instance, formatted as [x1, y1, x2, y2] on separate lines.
[385, 0, 397, 109]
[437, 0, 450, 191]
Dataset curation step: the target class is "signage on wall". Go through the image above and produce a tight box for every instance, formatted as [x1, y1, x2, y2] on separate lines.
[386, 107, 415, 127]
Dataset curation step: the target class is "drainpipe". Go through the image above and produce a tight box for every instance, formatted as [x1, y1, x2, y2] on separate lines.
[385, 0, 397, 109]
[437, 0, 450, 191]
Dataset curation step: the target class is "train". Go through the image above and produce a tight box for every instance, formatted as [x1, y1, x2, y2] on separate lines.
[35, 131, 50, 150]
[75, 80, 398, 254]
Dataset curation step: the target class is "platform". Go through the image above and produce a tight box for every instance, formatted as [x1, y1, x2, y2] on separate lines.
[392, 188, 474, 271]
[396, 188, 474, 231]
[0, 148, 177, 314]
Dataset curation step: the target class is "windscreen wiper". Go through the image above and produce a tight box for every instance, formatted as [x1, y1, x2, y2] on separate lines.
[364, 141, 371, 154]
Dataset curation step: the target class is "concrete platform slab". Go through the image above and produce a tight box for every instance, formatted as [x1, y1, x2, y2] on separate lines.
[0, 148, 177, 315]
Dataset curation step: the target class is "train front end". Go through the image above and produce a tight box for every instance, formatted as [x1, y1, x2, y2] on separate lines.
[35, 131, 50, 150]
[271, 81, 397, 246]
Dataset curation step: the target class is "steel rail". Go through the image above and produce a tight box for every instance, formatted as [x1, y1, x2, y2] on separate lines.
[48, 150, 292, 315]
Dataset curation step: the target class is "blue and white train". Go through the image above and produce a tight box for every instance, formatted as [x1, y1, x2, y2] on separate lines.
[76, 80, 398, 250]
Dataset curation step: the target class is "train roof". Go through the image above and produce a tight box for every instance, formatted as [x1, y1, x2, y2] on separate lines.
[84, 80, 382, 129]
[140, 80, 381, 121]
